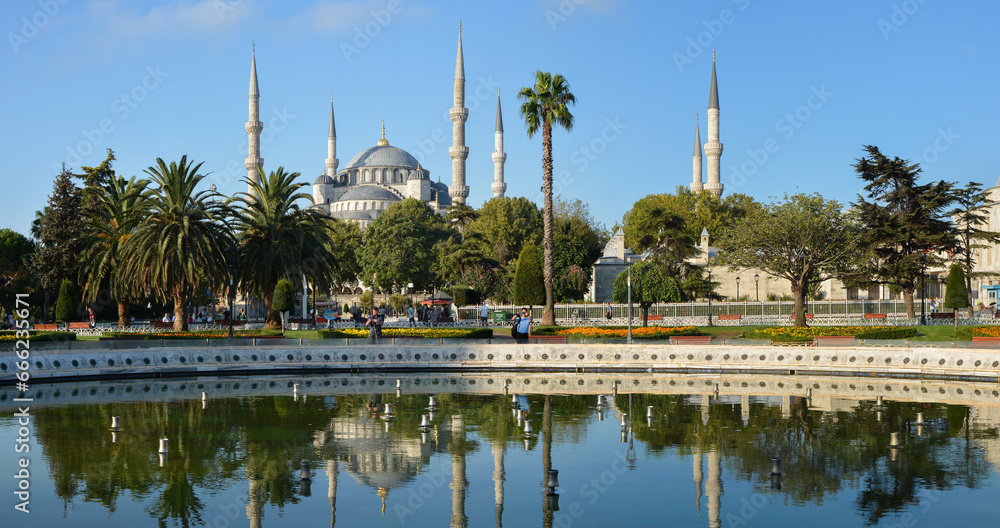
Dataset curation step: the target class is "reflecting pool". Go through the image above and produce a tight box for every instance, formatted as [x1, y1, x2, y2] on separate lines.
[2, 373, 999, 527]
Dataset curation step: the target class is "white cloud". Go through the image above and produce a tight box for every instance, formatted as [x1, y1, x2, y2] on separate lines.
[85, 0, 254, 38]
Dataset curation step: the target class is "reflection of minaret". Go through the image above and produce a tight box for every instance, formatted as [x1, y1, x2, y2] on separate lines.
[704, 51, 723, 198]
[492, 91, 507, 199]
[702, 394, 711, 425]
[327, 460, 338, 527]
[693, 447, 703, 517]
[247, 468, 263, 528]
[781, 395, 792, 419]
[245, 43, 263, 195]
[706, 450, 722, 528]
[451, 415, 468, 528]
[449, 24, 470, 204]
[493, 440, 505, 528]
[691, 114, 704, 193]
[742, 394, 750, 426]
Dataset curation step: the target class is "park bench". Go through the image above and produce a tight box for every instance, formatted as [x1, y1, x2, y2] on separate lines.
[813, 335, 855, 346]
[864, 313, 887, 320]
[789, 314, 814, 320]
[33, 323, 58, 330]
[646, 314, 664, 321]
[718, 314, 741, 321]
[527, 335, 568, 344]
[930, 312, 955, 319]
[670, 335, 712, 345]
[66, 322, 91, 329]
[970, 336, 1000, 348]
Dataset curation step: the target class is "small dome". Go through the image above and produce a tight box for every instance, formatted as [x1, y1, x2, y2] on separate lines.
[345, 145, 420, 170]
[338, 210, 373, 220]
[314, 174, 336, 185]
[339, 185, 403, 202]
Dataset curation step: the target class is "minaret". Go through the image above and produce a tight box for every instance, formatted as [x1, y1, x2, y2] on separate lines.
[449, 23, 470, 204]
[245, 43, 264, 194]
[691, 113, 704, 193]
[491, 90, 507, 199]
[704, 51, 723, 198]
[325, 92, 339, 178]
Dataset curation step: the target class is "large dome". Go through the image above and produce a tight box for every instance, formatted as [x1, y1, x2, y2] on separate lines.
[345, 145, 420, 170]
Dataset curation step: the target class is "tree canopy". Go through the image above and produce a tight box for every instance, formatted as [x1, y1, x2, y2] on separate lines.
[358, 198, 448, 292]
[612, 260, 683, 325]
[513, 244, 545, 308]
[949, 182, 1000, 315]
[718, 193, 861, 327]
[853, 145, 956, 317]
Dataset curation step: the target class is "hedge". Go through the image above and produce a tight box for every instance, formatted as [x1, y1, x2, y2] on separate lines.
[0, 331, 77, 343]
[101, 329, 283, 340]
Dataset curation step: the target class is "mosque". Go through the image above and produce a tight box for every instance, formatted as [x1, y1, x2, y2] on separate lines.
[242, 27, 508, 229]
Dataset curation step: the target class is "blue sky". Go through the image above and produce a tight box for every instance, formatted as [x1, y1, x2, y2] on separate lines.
[3, 0, 998, 238]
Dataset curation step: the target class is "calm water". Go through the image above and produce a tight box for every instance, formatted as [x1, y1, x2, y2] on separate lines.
[2, 373, 999, 527]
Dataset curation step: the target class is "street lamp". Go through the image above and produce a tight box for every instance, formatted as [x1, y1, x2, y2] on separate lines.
[920, 252, 927, 326]
[707, 265, 713, 327]
[735, 276, 740, 301]
[225, 244, 236, 339]
[754, 273, 760, 302]
[627, 262, 633, 344]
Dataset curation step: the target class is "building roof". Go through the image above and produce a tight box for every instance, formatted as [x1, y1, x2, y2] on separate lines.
[314, 174, 336, 185]
[344, 145, 421, 170]
[339, 185, 402, 202]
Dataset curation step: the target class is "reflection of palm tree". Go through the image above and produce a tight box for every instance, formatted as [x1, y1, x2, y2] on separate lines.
[542, 395, 554, 528]
[327, 459, 338, 528]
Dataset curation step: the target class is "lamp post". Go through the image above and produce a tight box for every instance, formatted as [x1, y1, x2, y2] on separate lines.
[735, 276, 740, 301]
[920, 253, 927, 326]
[627, 262, 633, 345]
[707, 265, 713, 327]
[225, 244, 236, 339]
[754, 273, 760, 302]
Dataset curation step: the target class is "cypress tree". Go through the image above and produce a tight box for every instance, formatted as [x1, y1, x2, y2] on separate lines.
[54, 279, 80, 322]
[271, 278, 295, 335]
[32, 165, 84, 317]
[513, 245, 545, 311]
[944, 262, 968, 330]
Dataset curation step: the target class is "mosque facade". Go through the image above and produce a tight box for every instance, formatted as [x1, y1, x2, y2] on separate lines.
[243, 27, 508, 230]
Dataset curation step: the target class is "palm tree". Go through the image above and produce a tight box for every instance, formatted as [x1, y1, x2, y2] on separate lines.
[231, 166, 338, 329]
[79, 175, 149, 327]
[519, 70, 576, 325]
[121, 156, 231, 331]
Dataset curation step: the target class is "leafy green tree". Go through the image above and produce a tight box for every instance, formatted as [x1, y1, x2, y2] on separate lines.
[0, 229, 35, 316]
[79, 174, 149, 327]
[512, 244, 544, 310]
[326, 218, 362, 290]
[854, 145, 956, 317]
[271, 278, 295, 335]
[552, 197, 608, 299]
[718, 193, 862, 327]
[949, 182, 1000, 316]
[612, 260, 682, 325]
[445, 202, 479, 241]
[359, 290, 374, 312]
[32, 165, 84, 320]
[466, 197, 542, 267]
[519, 70, 576, 326]
[232, 167, 338, 329]
[358, 198, 448, 292]
[54, 279, 80, 321]
[120, 156, 231, 331]
[944, 262, 968, 330]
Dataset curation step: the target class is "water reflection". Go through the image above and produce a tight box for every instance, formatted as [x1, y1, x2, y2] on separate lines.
[2, 373, 999, 526]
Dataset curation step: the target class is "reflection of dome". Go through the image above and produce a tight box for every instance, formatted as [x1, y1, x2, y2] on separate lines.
[314, 174, 336, 185]
[339, 186, 403, 202]
[345, 145, 420, 170]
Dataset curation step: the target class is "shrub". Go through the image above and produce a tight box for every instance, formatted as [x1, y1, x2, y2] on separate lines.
[318, 328, 492, 339]
[55, 279, 80, 321]
[0, 331, 76, 342]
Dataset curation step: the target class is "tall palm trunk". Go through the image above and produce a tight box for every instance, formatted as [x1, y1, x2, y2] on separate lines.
[541, 118, 556, 326]
[117, 300, 129, 328]
[172, 282, 186, 331]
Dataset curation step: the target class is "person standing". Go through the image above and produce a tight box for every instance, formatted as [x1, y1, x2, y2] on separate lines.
[366, 308, 380, 344]
[479, 302, 490, 326]
[88, 307, 95, 328]
[513, 307, 532, 344]
[606, 302, 612, 320]
[407, 304, 415, 327]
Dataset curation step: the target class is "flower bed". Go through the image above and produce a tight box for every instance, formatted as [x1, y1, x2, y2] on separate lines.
[319, 328, 493, 339]
[553, 326, 702, 340]
[744, 326, 916, 342]
[970, 327, 1000, 337]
